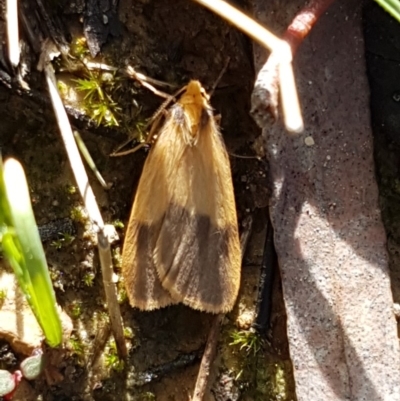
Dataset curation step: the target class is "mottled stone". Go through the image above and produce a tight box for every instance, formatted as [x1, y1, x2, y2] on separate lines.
[252, 0, 400, 399]
[0, 271, 72, 355]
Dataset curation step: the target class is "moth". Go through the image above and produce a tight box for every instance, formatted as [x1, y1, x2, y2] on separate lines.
[122, 80, 241, 314]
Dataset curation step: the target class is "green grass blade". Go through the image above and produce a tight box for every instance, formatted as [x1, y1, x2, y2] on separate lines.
[0, 158, 62, 347]
[73, 130, 109, 189]
[374, 0, 400, 23]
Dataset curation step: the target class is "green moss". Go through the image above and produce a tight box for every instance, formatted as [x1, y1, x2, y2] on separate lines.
[69, 300, 83, 319]
[220, 326, 295, 401]
[82, 271, 95, 287]
[70, 37, 90, 60]
[50, 232, 75, 249]
[0, 289, 6, 309]
[112, 247, 123, 270]
[104, 340, 125, 372]
[229, 328, 263, 356]
[138, 392, 156, 401]
[70, 206, 88, 223]
[112, 220, 124, 229]
[74, 71, 121, 127]
[69, 335, 85, 358]
[65, 184, 77, 195]
[117, 281, 128, 304]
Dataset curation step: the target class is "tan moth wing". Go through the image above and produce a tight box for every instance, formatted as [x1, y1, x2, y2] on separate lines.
[122, 81, 241, 313]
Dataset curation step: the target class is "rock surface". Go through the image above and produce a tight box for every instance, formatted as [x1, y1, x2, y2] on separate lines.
[252, 0, 400, 399]
[0, 270, 73, 355]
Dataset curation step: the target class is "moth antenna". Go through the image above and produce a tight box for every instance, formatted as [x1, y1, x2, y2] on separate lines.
[148, 84, 187, 125]
[110, 142, 151, 157]
[209, 57, 231, 96]
[111, 86, 187, 157]
[110, 135, 140, 157]
[228, 152, 262, 161]
[126, 66, 177, 97]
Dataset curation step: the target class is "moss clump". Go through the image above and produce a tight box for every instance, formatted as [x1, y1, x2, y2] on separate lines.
[220, 326, 295, 401]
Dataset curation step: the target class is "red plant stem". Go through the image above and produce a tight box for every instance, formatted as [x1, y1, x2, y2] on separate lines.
[4, 371, 22, 401]
[283, 0, 336, 55]
[250, 0, 337, 126]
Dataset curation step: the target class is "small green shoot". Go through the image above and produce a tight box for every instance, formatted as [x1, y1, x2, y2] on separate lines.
[70, 206, 87, 223]
[82, 271, 95, 287]
[65, 184, 77, 195]
[50, 239, 63, 250]
[50, 232, 75, 249]
[97, 310, 110, 323]
[229, 329, 263, 356]
[69, 301, 82, 319]
[74, 71, 120, 127]
[273, 363, 288, 399]
[91, 102, 119, 127]
[112, 220, 124, 229]
[133, 117, 148, 143]
[57, 81, 69, 98]
[62, 232, 75, 243]
[112, 247, 122, 269]
[70, 37, 90, 59]
[69, 335, 84, 358]
[104, 340, 124, 372]
[117, 285, 128, 304]
[0, 289, 6, 309]
[123, 326, 133, 339]
[139, 392, 156, 401]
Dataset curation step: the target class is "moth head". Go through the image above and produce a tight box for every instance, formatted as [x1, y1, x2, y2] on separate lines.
[180, 80, 210, 106]
[176, 81, 213, 145]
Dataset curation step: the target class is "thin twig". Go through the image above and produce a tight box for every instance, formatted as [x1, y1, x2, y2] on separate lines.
[43, 54, 127, 358]
[251, 0, 335, 132]
[276, 0, 336, 132]
[82, 63, 176, 92]
[192, 215, 253, 400]
[44, 65, 104, 225]
[90, 321, 111, 367]
[229, 152, 261, 160]
[192, 314, 223, 401]
[6, 0, 20, 67]
[192, 0, 283, 52]
[110, 142, 150, 157]
[191, 0, 303, 133]
[278, 58, 303, 133]
[83, 61, 118, 72]
[97, 229, 127, 358]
